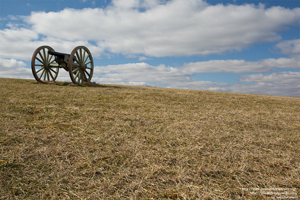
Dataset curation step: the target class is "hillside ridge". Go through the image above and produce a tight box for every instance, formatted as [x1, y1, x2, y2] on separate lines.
[1, 78, 299, 199]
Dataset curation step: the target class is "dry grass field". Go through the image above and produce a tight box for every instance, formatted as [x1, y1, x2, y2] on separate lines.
[0, 78, 299, 199]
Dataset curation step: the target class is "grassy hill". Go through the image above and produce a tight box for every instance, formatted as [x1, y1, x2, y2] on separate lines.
[0, 78, 299, 199]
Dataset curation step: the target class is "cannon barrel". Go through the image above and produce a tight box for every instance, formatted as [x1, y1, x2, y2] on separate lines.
[48, 50, 70, 57]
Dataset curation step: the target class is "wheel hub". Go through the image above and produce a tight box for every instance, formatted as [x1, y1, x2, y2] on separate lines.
[80, 64, 86, 70]
[44, 61, 50, 70]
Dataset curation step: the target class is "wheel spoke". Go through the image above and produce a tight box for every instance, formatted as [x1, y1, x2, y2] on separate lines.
[50, 59, 56, 64]
[82, 50, 86, 63]
[38, 52, 44, 63]
[48, 55, 54, 63]
[48, 70, 55, 80]
[83, 53, 89, 63]
[74, 56, 80, 64]
[46, 70, 50, 81]
[75, 71, 80, 79]
[75, 51, 81, 64]
[44, 71, 47, 81]
[85, 60, 92, 65]
[35, 64, 43, 66]
[43, 70, 47, 81]
[50, 68, 58, 75]
[46, 50, 49, 63]
[76, 72, 81, 83]
[36, 67, 44, 74]
[36, 56, 43, 64]
[80, 71, 84, 83]
[80, 72, 84, 83]
[80, 48, 83, 64]
[72, 67, 80, 73]
[83, 71, 87, 81]
[39, 69, 45, 79]
[84, 69, 90, 78]
[43, 48, 46, 62]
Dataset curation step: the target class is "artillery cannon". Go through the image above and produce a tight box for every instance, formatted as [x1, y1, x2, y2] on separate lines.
[31, 46, 94, 84]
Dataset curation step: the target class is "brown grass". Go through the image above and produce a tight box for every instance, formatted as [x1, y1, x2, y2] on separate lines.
[0, 78, 299, 199]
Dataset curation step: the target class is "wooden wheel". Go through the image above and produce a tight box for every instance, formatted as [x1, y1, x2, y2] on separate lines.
[31, 46, 59, 83]
[69, 46, 94, 84]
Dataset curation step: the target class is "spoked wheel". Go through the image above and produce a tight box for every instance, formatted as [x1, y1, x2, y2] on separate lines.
[31, 46, 59, 83]
[69, 46, 94, 84]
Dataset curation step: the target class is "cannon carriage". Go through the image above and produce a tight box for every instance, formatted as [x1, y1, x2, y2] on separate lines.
[31, 46, 94, 84]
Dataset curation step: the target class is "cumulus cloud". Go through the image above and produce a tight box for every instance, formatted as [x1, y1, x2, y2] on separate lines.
[24, 0, 300, 57]
[0, 58, 31, 78]
[182, 58, 300, 73]
[0, 0, 299, 60]
[138, 56, 148, 61]
[0, 27, 103, 60]
[93, 62, 228, 91]
[0, 28, 38, 59]
[239, 72, 300, 84]
[220, 83, 300, 97]
[94, 62, 192, 85]
[276, 39, 300, 58]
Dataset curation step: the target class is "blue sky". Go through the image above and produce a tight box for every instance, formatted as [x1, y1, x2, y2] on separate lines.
[0, 0, 299, 96]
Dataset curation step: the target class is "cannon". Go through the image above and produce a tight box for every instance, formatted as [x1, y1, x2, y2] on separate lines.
[31, 46, 94, 84]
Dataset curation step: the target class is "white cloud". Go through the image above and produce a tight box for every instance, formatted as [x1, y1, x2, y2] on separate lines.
[94, 62, 228, 90]
[182, 58, 300, 73]
[0, 0, 299, 60]
[260, 58, 300, 69]
[0, 28, 39, 59]
[0, 58, 31, 78]
[138, 56, 148, 61]
[276, 39, 300, 58]
[94, 62, 191, 83]
[24, 0, 300, 57]
[220, 83, 300, 97]
[8, 15, 20, 21]
[111, 0, 140, 9]
[239, 72, 300, 84]
[0, 27, 103, 60]
[0, 58, 26, 69]
[183, 60, 273, 73]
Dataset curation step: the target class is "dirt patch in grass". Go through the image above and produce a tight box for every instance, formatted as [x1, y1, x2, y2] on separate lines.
[0, 78, 299, 199]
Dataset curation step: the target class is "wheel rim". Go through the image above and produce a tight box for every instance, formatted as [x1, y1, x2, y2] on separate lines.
[31, 46, 59, 83]
[69, 46, 94, 84]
